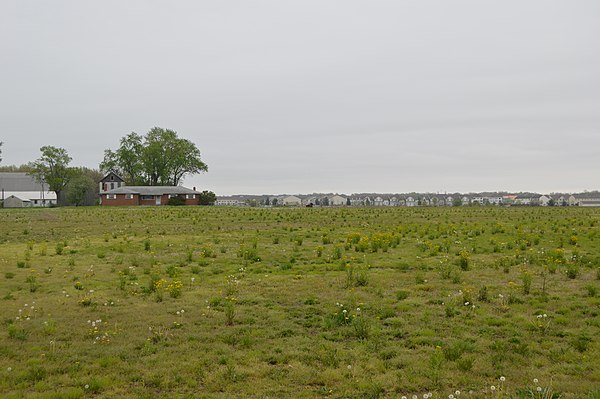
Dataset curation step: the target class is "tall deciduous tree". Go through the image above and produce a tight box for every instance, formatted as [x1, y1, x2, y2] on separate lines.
[101, 128, 207, 186]
[28, 146, 74, 205]
[101, 132, 144, 185]
[64, 167, 103, 206]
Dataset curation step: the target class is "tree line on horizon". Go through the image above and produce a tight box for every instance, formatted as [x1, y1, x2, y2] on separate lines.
[0, 128, 213, 206]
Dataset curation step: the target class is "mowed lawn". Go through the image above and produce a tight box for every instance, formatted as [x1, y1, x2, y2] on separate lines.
[0, 206, 599, 399]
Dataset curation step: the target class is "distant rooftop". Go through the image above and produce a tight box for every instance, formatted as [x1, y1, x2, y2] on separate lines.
[0, 172, 47, 192]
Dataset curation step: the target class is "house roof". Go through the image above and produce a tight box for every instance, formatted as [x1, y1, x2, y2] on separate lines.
[104, 186, 200, 195]
[2, 191, 57, 201]
[100, 172, 125, 183]
[6, 195, 31, 203]
[579, 200, 600, 205]
[0, 173, 47, 191]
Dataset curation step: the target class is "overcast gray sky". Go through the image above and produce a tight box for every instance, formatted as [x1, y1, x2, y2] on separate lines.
[1, 1, 599, 195]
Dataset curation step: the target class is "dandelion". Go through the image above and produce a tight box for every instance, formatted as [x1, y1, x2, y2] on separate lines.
[7, 367, 12, 372]
[455, 390, 461, 395]
[84, 384, 89, 389]
[537, 387, 542, 392]
[412, 395, 418, 399]
[402, 396, 407, 399]
[464, 301, 470, 306]
[533, 378, 539, 384]
[500, 376, 506, 382]
[347, 365, 352, 370]
[491, 386, 496, 391]
[449, 395, 454, 399]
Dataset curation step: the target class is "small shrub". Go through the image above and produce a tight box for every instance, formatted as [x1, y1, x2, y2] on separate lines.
[167, 196, 185, 206]
[26, 275, 39, 292]
[353, 316, 371, 340]
[8, 323, 29, 340]
[566, 266, 579, 279]
[396, 290, 409, 300]
[521, 272, 532, 295]
[224, 301, 235, 326]
[55, 242, 65, 255]
[457, 249, 471, 271]
[477, 286, 489, 302]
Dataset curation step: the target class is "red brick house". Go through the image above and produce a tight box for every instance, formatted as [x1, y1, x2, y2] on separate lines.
[101, 186, 201, 206]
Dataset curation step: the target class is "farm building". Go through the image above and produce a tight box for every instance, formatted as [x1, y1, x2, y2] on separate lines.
[0, 173, 57, 207]
[100, 186, 201, 206]
[99, 171, 125, 195]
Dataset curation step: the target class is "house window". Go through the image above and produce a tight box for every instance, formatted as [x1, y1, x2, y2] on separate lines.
[186, 194, 195, 199]
[34, 200, 38, 204]
[107, 194, 116, 199]
[110, 182, 115, 189]
[125, 194, 133, 200]
[168, 194, 177, 198]
[141, 195, 153, 200]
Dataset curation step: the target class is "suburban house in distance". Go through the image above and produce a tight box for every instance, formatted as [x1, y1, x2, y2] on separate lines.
[99, 172, 200, 206]
[0, 172, 57, 208]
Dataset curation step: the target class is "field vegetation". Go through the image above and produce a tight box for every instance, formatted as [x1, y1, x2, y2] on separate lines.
[0, 206, 599, 398]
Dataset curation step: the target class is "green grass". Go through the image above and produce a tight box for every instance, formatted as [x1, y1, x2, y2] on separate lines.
[0, 206, 599, 398]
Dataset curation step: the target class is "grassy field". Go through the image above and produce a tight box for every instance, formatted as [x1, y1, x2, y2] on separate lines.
[0, 206, 599, 399]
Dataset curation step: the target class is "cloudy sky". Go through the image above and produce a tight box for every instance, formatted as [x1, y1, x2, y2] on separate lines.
[1, 1, 599, 195]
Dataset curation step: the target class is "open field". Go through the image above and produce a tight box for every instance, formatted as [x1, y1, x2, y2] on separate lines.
[0, 206, 599, 398]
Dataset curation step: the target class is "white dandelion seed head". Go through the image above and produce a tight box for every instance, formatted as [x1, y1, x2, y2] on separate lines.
[500, 376, 506, 382]
[533, 378, 539, 384]
[537, 387, 542, 392]
[491, 386, 496, 391]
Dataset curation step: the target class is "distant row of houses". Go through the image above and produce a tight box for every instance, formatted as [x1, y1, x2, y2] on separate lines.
[216, 192, 600, 208]
[2, 171, 600, 208]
